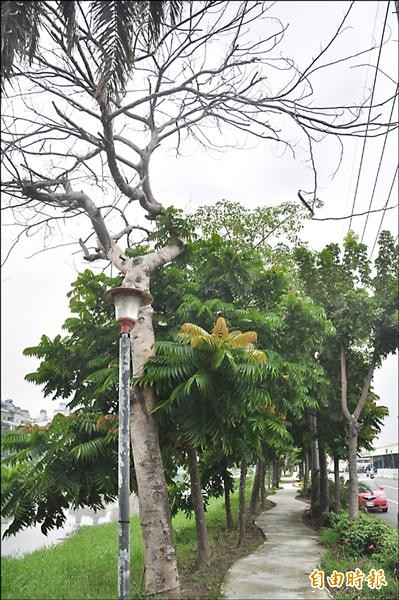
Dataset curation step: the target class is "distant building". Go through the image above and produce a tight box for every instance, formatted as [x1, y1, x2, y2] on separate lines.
[32, 409, 49, 426]
[53, 402, 69, 417]
[370, 442, 398, 470]
[1, 399, 32, 431]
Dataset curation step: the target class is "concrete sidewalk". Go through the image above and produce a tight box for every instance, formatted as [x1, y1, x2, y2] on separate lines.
[221, 480, 330, 599]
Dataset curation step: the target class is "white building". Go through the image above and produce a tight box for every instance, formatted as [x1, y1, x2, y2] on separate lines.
[369, 442, 398, 470]
[1, 399, 32, 431]
[53, 402, 70, 417]
[32, 409, 49, 426]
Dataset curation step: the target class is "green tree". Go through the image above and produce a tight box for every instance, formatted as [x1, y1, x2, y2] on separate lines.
[2, 411, 119, 536]
[138, 316, 277, 558]
[294, 232, 398, 519]
[188, 199, 311, 259]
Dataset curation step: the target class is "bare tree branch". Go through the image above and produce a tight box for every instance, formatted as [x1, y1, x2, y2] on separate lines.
[1, 1, 397, 266]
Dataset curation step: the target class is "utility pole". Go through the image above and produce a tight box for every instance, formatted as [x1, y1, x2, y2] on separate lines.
[118, 331, 131, 600]
[104, 286, 152, 600]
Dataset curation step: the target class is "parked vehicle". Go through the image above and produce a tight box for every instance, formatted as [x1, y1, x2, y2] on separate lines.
[358, 480, 388, 513]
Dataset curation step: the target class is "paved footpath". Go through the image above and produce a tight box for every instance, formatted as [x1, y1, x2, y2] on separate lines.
[221, 481, 330, 599]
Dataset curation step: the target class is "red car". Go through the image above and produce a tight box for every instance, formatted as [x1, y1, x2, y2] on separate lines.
[358, 480, 388, 513]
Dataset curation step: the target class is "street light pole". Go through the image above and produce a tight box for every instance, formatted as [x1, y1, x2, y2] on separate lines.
[104, 286, 153, 600]
[118, 330, 131, 600]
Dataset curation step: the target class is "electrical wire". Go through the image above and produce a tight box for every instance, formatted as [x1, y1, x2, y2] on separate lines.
[342, 1, 381, 225]
[369, 165, 398, 259]
[312, 202, 398, 221]
[361, 91, 398, 242]
[348, 0, 391, 232]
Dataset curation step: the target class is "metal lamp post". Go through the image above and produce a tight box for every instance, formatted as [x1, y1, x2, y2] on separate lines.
[104, 286, 152, 600]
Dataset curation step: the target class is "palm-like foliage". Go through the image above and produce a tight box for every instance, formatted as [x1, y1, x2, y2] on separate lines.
[1, 411, 120, 536]
[1, 1, 44, 80]
[1, 0, 182, 100]
[180, 316, 267, 361]
[139, 317, 289, 452]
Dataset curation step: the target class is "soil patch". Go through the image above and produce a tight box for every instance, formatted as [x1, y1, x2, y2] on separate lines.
[302, 507, 323, 531]
[179, 499, 274, 599]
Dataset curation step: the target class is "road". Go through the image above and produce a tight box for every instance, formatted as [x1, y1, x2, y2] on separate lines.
[330, 473, 398, 529]
[370, 476, 398, 529]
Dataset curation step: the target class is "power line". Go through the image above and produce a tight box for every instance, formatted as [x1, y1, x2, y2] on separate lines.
[369, 165, 398, 259]
[312, 202, 398, 221]
[361, 91, 398, 242]
[342, 1, 381, 226]
[348, 0, 391, 232]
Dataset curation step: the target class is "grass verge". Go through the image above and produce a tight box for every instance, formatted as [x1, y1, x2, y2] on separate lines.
[1, 483, 272, 600]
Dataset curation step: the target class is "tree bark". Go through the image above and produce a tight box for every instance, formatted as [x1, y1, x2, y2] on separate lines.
[222, 468, 235, 530]
[318, 442, 329, 515]
[186, 446, 210, 564]
[310, 414, 320, 517]
[237, 459, 247, 547]
[266, 463, 272, 492]
[130, 386, 180, 598]
[259, 461, 266, 509]
[333, 454, 341, 513]
[303, 450, 310, 497]
[298, 460, 304, 482]
[131, 305, 180, 598]
[340, 344, 377, 521]
[348, 418, 360, 519]
[249, 459, 262, 514]
[272, 458, 280, 488]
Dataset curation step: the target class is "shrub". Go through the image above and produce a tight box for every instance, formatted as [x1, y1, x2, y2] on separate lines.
[321, 511, 398, 559]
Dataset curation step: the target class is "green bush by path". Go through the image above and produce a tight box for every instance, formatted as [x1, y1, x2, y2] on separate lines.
[1, 480, 265, 600]
[320, 511, 398, 600]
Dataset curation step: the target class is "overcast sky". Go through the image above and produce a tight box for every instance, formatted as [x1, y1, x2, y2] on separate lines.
[1, 1, 398, 446]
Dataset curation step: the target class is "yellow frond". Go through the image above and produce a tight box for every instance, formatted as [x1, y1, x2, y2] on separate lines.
[228, 330, 243, 338]
[181, 322, 209, 340]
[180, 323, 216, 350]
[228, 331, 257, 348]
[191, 335, 206, 348]
[211, 317, 229, 340]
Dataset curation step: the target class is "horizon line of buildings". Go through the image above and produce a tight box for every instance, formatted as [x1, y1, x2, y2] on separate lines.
[1, 398, 70, 432]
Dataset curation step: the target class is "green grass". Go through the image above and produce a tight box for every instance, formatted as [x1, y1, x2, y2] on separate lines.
[321, 550, 398, 600]
[1, 518, 142, 600]
[1, 482, 268, 600]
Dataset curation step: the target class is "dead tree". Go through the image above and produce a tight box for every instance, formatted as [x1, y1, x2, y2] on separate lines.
[1, 1, 397, 596]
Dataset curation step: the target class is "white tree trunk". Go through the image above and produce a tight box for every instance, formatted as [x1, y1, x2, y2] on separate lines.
[348, 418, 360, 520]
[124, 244, 183, 598]
[340, 345, 376, 521]
[131, 308, 180, 598]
